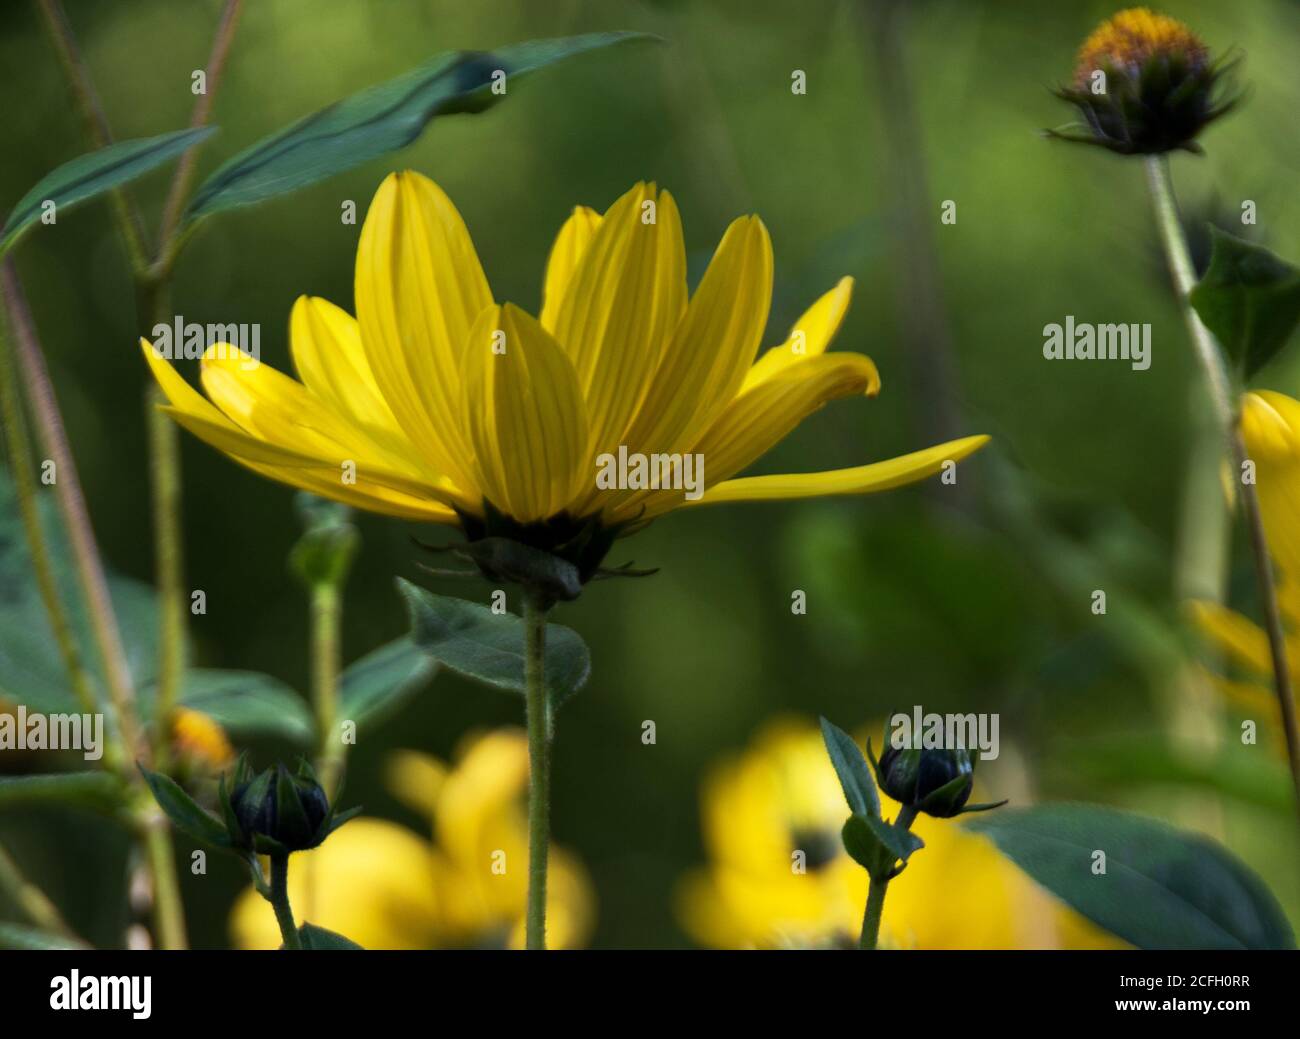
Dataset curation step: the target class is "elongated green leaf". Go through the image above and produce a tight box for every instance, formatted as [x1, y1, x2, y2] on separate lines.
[139, 767, 230, 848]
[0, 772, 127, 815]
[0, 128, 215, 254]
[397, 579, 589, 710]
[0, 473, 160, 714]
[819, 717, 880, 819]
[338, 637, 436, 733]
[185, 32, 656, 222]
[0, 923, 88, 950]
[1189, 227, 1300, 377]
[968, 804, 1294, 950]
[297, 923, 364, 950]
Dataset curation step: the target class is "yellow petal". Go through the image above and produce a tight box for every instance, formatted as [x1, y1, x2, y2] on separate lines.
[741, 277, 855, 392]
[539, 205, 602, 332]
[623, 214, 773, 456]
[460, 304, 589, 523]
[629, 353, 880, 521]
[1241, 391, 1300, 579]
[145, 341, 460, 522]
[682, 434, 990, 508]
[355, 171, 492, 488]
[551, 184, 687, 456]
[290, 296, 401, 442]
[1188, 600, 1272, 676]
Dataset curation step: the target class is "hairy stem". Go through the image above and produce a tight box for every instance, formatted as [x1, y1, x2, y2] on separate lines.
[139, 812, 187, 950]
[523, 593, 551, 951]
[1145, 155, 1300, 820]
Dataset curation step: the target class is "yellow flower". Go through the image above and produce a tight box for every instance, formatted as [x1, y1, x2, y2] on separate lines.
[142, 173, 987, 580]
[1192, 390, 1300, 754]
[169, 706, 234, 769]
[676, 718, 1124, 949]
[229, 728, 593, 949]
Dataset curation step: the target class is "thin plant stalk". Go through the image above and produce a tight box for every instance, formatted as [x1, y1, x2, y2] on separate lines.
[1, 262, 144, 760]
[0, 843, 87, 947]
[269, 853, 302, 950]
[858, 805, 916, 950]
[311, 583, 344, 800]
[2, 261, 189, 948]
[1145, 155, 1300, 820]
[0, 308, 100, 726]
[522, 594, 551, 950]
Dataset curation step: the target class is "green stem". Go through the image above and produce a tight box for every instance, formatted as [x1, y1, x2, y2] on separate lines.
[1, 262, 145, 762]
[1145, 156, 1300, 822]
[311, 583, 343, 799]
[859, 805, 916, 950]
[0, 305, 101, 726]
[137, 278, 185, 771]
[34, 0, 150, 272]
[523, 593, 551, 951]
[269, 853, 301, 950]
[139, 812, 187, 950]
[0, 842, 87, 946]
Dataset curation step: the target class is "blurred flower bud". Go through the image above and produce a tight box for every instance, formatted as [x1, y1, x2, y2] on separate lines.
[1050, 8, 1241, 155]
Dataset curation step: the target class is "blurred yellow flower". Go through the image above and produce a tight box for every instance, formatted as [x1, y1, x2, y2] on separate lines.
[676, 718, 1124, 949]
[1192, 390, 1300, 756]
[230, 728, 593, 949]
[170, 706, 233, 769]
[142, 172, 987, 577]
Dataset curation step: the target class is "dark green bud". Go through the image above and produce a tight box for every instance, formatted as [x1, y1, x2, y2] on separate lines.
[876, 745, 975, 818]
[220, 757, 357, 854]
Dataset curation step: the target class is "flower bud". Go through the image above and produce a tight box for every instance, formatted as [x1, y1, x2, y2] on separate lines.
[221, 758, 342, 854]
[876, 745, 975, 818]
[1050, 8, 1240, 155]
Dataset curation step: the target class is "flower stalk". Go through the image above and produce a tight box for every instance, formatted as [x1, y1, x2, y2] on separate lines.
[269, 853, 301, 950]
[1145, 155, 1300, 819]
[0, 303, 99, 725]
[523, 592, 551, 950]
[858, 804, 915, 950]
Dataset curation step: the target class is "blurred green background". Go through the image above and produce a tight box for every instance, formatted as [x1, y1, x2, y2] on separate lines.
[2, 0, 1299, 947]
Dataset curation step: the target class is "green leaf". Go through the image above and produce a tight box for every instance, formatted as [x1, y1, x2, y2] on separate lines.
[841, 813, 923, 879]
[337, 637, 436, 734]
[138, 767, 230, 848]
[967, 804, 1295, 950]
[184, 33, 657, 222]
[0, 473, 160, 714]
[0, 923, 87, 950]
[819, 717, 880, 819]
[149, 668, 315, 745]
[0, 772, 127, 816]
[0, 128, 216, 254]
[1189, 227, 1300, 377]
[397, 579, 590, 711]
[297, 923, 363, 950]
